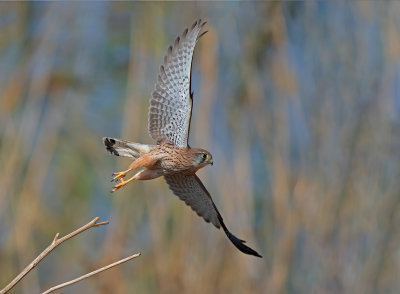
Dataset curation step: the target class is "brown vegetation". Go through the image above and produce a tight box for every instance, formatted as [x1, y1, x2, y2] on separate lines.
[1, 2, 400, 294]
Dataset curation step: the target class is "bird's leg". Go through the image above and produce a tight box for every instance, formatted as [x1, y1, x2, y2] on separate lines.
[111, 156, 149, 182]
[112, 155, 159, 191]
[112, 176, 136, 192]
[111, 168, 132, 182]
[112, 169, 163, 192]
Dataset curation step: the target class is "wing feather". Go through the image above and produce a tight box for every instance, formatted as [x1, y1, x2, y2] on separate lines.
[164, 174, 262, 257]
[164, 174, 220, 227]
[148, 19, 207, 147]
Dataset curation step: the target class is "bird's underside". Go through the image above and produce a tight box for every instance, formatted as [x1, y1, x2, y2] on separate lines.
[102, 19, 261, 258]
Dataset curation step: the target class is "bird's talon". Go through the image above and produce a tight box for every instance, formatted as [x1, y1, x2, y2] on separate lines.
[112, 178, 127, 192]
[111, 171, 128, 182]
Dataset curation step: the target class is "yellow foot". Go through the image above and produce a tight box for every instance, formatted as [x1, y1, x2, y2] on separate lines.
[112, 178, 127, 192]
[112, 176, 136, 192]
[111, 171, 129, 182]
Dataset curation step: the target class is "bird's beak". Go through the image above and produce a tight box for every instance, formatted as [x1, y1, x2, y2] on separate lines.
[209, 159, 213, 165]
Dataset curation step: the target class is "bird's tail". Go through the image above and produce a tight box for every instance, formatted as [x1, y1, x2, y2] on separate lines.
[103, 137, 151, 159]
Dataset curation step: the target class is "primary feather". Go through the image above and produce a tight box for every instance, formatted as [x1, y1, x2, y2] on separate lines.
[148, 19, 207, 147]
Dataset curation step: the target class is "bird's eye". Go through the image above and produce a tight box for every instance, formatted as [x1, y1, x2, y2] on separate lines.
[202, 153, 207, 159]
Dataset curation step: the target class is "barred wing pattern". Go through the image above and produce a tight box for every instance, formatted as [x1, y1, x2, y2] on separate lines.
[164, 174, 262, 257]
[148, 19, 207, 147]
[164, 174, 220, 228]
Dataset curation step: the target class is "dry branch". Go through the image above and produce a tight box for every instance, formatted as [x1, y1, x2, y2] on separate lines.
[0, 217, 108, 294]
[42, 253, 141, 294]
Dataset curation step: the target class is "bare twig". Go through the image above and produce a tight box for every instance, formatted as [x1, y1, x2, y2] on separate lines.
[0, 217, 109, 294]
[42, 252, 141, 294]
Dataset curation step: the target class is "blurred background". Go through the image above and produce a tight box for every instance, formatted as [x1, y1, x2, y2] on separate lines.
[1, 2, 400, 294]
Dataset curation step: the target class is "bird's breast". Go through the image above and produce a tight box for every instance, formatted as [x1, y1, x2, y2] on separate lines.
[153, 145, 196, 175]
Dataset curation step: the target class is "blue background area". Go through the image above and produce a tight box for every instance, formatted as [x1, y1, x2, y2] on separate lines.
[1, 2, 400, 294]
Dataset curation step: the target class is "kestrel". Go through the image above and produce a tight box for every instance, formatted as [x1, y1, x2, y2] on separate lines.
[103, 19, 261, 258]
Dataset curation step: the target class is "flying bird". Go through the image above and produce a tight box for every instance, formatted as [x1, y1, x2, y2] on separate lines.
[103, 19, 261, 258]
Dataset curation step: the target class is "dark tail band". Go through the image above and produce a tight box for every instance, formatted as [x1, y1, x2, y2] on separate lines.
[103, 137, 120, 156]
[211, 202, 262, 258]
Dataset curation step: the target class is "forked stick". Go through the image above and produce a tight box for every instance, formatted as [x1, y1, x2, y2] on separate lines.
[0, 217, 108, 294]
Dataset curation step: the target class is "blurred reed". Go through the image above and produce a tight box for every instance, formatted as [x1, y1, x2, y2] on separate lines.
[1, 2, 400, 294]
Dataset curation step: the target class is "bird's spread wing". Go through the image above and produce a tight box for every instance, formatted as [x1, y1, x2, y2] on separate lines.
[164, 174, 219, 227]
[164, 174, 262, 257]
[148, 19, 207, 147]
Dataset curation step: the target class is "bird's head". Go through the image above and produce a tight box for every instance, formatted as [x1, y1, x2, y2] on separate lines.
[192, 148, 213, 168]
